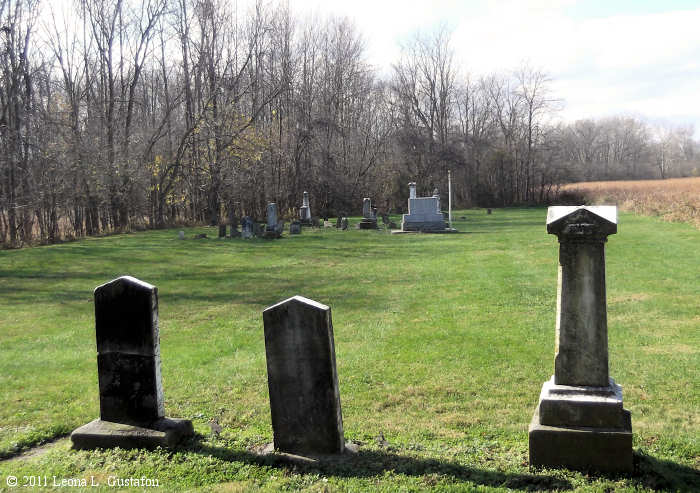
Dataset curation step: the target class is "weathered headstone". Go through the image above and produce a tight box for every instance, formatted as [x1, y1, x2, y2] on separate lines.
[340, 217, 348, 230]
[253, 222, 264, 237]
[335, 216, 342, 228]
[401, 182, 446, 232]
[229, 215, 240, 237]
[359, 198, 378, 229]
[263, 203, 282, 239]
[71, 276, 193, 449]
[218, 224, 227, 238]
[263, 296, 345, 455]
[178, 231, 185, 240]
[290, 221, 302, 235]
[529, 206, 632, 473]
[241, 216, 254, 239]
[267, 203, 278, 228]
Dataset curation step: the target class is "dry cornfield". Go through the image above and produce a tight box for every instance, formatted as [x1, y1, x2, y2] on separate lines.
[562, 177, 700, 229]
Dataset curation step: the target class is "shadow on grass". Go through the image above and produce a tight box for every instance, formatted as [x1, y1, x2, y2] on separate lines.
[186, 438, 573, 491]
[631, 451, 700, 492]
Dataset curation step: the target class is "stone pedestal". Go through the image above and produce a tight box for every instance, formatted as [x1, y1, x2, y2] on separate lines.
[263, 296, 345, 455]
[71, 276, 193, 449]
[529, 206, 632, 473]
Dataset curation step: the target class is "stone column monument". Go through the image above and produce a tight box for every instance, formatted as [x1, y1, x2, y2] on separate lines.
[529, 206, 632, 472]
[358, 198, 378, 229]
[71, 276, 193, 449]
[409, 182, 416, 199]
[299, 191, 312, 225]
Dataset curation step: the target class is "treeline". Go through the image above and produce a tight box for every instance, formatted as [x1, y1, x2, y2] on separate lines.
[1, 0, 698, 247]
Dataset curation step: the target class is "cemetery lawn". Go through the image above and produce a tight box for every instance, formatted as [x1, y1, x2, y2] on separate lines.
[0, 208, 698, 492]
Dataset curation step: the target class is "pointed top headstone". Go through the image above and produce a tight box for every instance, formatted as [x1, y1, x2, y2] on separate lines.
[263, 295, 344, 455]
[94, 276, 159, 356]
[546, 206, 617, 240]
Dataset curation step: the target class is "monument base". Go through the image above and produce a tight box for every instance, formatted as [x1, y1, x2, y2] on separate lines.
[252, 442, 359, 465]
[401, 220, 447, 232]
[71, 418, 194, 450]
[529, 406, 633, 473]
[393, 227, 456, 234]
[358, 219, 378, 229]
[263, 229, 282, 239]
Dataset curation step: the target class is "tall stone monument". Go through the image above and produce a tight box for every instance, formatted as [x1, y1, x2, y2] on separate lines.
[401, 182, 446, 232]
[529, 206, 632, 472]
[358, 198, 378, 229]
[262, 296, 345, 455]
[299, 191, 313, 225]
[71, 276, 193, 449]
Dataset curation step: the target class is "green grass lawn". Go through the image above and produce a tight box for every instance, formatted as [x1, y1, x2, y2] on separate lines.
[0, 208, 698, 492]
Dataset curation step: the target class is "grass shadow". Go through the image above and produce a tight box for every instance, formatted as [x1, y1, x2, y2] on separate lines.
[186, 438, 573, 491]
[630, 451, 700, 492]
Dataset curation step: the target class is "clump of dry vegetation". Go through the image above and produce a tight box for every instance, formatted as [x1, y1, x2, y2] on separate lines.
[561, 177, 700, 228]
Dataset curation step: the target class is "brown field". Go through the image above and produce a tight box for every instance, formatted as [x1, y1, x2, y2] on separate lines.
[561, 177, 700, 229]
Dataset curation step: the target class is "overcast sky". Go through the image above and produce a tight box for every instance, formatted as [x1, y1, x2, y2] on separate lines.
[289, 0, 700, 137]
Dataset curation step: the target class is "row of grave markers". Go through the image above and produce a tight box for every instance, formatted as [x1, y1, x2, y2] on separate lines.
[204, 184, 454, 239]
[70, 205, 632, 473]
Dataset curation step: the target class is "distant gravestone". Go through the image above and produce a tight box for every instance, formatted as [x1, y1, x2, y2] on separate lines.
[178, 231, 185, 240]
[218, 224, 226, 238]
[71, 276, 193, 449]
[263, 296, 345, 455]
[340, 217, 348, 230]
[253, 222, 264, 237]
[529, 206, 632, 472]
[401, 182, 446, 232]
[359, 198, 378, 229]
[335, 216, 342, 228]
[241, 216, 254, 239]
[324, 220, 333, 228]
[290, 221, 302, 235]
[263, 203, 282, 239]
[299, 191, 312, 225]
[230, 215, 240, 237]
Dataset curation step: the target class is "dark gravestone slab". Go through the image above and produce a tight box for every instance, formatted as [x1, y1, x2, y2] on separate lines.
[71, 276, 192, 449]
[218, 224, 227, 238]
[263, 296, 345, 455]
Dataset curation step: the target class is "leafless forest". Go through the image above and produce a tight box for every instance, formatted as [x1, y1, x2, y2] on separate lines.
[1, 0, 698, 247]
